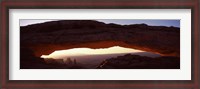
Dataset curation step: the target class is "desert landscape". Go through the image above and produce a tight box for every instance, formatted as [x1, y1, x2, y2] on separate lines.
[20, 20, 180, 69]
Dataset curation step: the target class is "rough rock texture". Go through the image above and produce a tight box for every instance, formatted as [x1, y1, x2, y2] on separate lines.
[97, 54, 180, 69]
[20, 20, 180, 57]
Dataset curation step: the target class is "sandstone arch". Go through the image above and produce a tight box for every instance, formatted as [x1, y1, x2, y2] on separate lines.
[20, 20, 180, 57]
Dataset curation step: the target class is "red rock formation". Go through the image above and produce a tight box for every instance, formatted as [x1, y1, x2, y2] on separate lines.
[20, 20, 180, 57]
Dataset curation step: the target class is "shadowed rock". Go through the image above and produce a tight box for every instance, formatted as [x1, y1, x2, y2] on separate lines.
[20, 20, 180, 57]
[97, 54, 180, 69]
[20, 20, 180, 69]
[20, 47, 83, 69]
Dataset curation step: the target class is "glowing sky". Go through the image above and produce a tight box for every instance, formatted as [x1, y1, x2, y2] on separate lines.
[41, 46, 144, 59]
[20, 19, 180, 27]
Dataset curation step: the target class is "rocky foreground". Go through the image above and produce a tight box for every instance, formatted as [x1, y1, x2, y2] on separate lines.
[97, 54, 180, 69]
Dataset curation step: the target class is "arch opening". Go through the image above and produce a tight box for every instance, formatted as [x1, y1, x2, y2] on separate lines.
[40, 46, 161, 68]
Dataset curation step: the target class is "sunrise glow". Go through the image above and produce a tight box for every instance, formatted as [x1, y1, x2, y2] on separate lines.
[41, 46, 144, 59]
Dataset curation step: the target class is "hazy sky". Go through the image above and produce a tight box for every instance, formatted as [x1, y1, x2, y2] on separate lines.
[97, 20, 180, 27]
[20, 19, 180, 27]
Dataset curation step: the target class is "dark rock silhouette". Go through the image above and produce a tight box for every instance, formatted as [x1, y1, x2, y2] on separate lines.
[65, 58, 73, 65]
[74, 59, 77, 65]
[20, 47, 83, 69]
[20, 47, 48, 69]
[20, 20, 180, 69]
[20, 20, 180, 57]
[97, 54, 180, 69]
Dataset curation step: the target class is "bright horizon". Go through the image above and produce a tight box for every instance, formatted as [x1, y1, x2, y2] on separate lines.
[41, 46, 144, 59]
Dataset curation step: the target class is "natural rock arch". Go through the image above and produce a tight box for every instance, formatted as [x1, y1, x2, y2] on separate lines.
[20, 20, 180, 57]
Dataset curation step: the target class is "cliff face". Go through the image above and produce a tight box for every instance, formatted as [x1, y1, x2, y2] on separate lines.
[20, 20, 180, 57]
